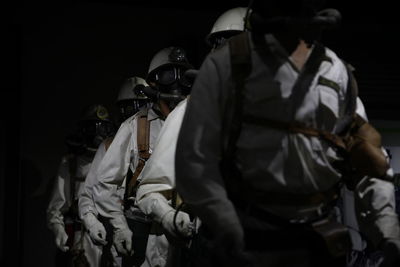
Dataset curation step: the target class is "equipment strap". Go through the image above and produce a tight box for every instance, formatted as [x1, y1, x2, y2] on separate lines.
[126, 111, 151, 199]
[223, 31, 252, 165]
[68, 154, 78, 206]
[104, 136, 114, 151]
[243, 114, 347, 151]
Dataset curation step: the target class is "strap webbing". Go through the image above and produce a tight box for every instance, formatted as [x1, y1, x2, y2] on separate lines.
[243, 114, 347, 151]
[224, 32, 252, 161]
[335, 62, 359, 135]
[289, 42, 326, 116]
[68, 154, 77, 204]
[104, 136, 114, 151]
[126, 112, 151, 199]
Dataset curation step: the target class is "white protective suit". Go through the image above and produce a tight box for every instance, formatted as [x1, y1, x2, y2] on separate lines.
[136, 99, 187, 207]
[47, 153, 102, 266]
[78, 140, 123, 267]
[136, 99, 195, 234]
[136, 98, 196, 267]
[92, 106, 169, 267]
[175, 32, 400, 265]
[342, 145, 400, 267]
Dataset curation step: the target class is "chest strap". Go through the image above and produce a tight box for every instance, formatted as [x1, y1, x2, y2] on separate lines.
[243, 114, 347, 151]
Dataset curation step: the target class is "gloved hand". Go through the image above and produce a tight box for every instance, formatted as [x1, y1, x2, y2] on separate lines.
[381, 238, 400, 267]
[110, 216, 133, 256]
[113, 228, 133, 256]
[52, 224, 69, 252]
[82, 212, 107, 246]
[161, 209, 194, 239]
[212, 222, 252, 267]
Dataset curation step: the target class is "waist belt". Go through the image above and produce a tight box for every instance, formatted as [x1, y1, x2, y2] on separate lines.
[231, 185, 340, 225]
[244, 225, 318, 250]
[240, 184, 340, 207]
[125, 207, 164, 235]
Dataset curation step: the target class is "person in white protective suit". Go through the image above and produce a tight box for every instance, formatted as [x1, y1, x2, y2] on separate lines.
[343, 145, 400, 267]
[134, 7, 250, 267]
[47, 104, 116, 267]
[174, 1, 400, 267]
[91, 46, 195, 267]
[78, 77, 151, 267]
[135, 98, 191, 267]
[114, 77, 153, 127]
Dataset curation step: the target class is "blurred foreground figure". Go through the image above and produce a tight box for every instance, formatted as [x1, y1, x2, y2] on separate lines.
[175, 1, 400, 267]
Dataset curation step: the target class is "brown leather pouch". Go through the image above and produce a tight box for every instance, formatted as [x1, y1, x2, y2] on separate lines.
[344, 115, 389, 178]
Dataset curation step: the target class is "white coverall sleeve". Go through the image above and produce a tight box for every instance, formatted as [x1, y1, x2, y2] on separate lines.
[353, 98, 400, 247]
[136, 99, 188, 222]
[92, 121, 134, 229]
[78, 142, 107, 219]
[47, 156, 71, 230]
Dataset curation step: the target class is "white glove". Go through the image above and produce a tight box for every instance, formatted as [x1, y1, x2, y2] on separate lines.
[52, 224, 69, 252]
[110, 216, 133, 256]
[82, 212, 107, 246]
[161, 210, 193, 239]
[138, 192, 193, 238]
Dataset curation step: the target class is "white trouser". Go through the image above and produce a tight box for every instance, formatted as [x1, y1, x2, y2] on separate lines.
[142, 234, 169, 267]
[73, 229, 103, 267]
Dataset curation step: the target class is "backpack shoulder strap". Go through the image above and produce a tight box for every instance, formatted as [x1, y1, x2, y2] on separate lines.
[66, 153, 80, 219]
[68, 154, 77, 203]
[219, 32, 252, 196]
[289, 42, 327, 116]
[125, 109, 151, 200]
[224, 31, 252, 158]
[335, 60, 359, 135]
[104, 136, 114, 151]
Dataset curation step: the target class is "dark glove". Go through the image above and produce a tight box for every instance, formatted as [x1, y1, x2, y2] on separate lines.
[381, 238, 400, 267]
[213, 229, 253, 267]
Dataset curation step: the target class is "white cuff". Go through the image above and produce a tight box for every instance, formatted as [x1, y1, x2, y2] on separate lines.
[138, 192, 174, 223]
[81, 212, 99, 229]
[110, 215, 129, 231]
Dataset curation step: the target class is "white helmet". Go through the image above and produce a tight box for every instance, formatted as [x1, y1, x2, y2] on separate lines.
[206, 7, 250, 47]
[116, 76, 152, 124]
[146, 46, 192, 82]
[116, 76, 149, 102]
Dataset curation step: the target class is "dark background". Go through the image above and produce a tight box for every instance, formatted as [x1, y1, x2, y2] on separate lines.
[2, 0, 400, 266]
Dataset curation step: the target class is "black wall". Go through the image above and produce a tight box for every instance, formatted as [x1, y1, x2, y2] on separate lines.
[5, 1, 223, 266]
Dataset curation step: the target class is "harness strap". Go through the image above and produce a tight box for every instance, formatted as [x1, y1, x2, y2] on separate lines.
[224, 31, 252, 159]
[68, 154, 77, 204]
[104, 136, 114, 151]
[243, 114, 347, 151]
[126, 111, 151, 199]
